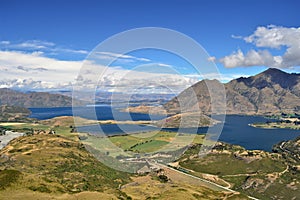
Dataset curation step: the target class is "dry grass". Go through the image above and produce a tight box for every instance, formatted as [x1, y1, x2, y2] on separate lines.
[122, 175, 248, 200]
[0, 189, 118, 200]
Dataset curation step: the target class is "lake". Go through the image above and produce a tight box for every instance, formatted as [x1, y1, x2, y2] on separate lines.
[29, 106, 164, 121]
[29, 106, 300, 152]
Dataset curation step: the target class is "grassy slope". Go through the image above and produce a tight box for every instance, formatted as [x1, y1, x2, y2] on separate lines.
[121, 175, 248, 200]
[178, 143, 300, 200]
[0, 134, 130, 199]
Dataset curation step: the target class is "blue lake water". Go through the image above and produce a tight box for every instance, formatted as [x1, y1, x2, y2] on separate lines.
[29, 106, 300, 152]
[29, 106, 165, 121]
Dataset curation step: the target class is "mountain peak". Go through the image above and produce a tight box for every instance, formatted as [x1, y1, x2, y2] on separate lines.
[260, 68, 287, 76]
[165, 68, 300, 115]
[242, 68, 300, 89]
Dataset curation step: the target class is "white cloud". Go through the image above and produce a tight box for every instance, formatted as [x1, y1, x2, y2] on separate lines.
[207, 56, 216, 62]
[0, 41, 10, 45]
[55, 48, 88, 55]
[31, 51, 44, 56]
[11, 40, 55, 49]
[0, 50, 199, 93]
[231, 35, 243, 39]
[157, 63, 173, 67]
[74, 61, 198, 94]
[220, 25, 300, 69]
[0, 49, 246, 92]
[0, 50, 82, 90]
[0, 40, 88, 55]
[93, 51, 151, 62]
[244, 25, 300, 49]
[220, 49, 275, 68]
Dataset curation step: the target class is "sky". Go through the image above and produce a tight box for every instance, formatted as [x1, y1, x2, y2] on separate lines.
[0, 0, 299, 93]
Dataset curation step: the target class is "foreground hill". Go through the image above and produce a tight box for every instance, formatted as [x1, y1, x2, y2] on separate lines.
[177, 137, 300, 200]
[0, 134, 131, 198]
[0, 133, 247, 199]
[164, 68, 300, 115]
[0, 88, 84, 107]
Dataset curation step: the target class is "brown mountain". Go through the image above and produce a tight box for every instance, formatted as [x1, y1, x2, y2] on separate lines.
[0, 88, 84, 108]
[164, 68, 300, 115]
[0, 105, 32, 122]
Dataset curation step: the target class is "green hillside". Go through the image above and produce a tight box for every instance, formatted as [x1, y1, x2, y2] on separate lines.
[0, 134, 131, 199]
[178, 141, 300, 200]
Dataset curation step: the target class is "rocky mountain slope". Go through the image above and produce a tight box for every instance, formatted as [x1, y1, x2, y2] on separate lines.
[164, 68, 300, 115]
[0, 88, 84, 107]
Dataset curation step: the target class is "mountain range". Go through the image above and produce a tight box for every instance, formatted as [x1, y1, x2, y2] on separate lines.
[0, 88, 83, 108]
[0, 68, 299, 115]
[164, 68, 300, 115]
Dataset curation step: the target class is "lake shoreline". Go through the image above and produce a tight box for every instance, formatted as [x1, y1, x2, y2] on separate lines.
[27, 107, 300, 152]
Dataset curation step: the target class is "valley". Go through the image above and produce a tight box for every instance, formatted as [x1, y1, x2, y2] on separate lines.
[0, 120, 248, 199]
[0, 114, 299, 199]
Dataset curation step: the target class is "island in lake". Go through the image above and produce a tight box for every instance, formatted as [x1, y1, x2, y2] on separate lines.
[250, 113, 300, 130]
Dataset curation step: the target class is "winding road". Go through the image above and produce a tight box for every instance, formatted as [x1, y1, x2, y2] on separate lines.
[156, 163, 260, 200]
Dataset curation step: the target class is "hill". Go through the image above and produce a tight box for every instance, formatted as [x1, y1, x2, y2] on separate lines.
[164, 68, 300, 115]
[177, 138, 300, 200]
[0, 105, 32, 122]
[155, 112, 219, 128]
[0, 88, 84, 107]
[273, 136, 300, 164]
[0, 133, 247, 199]
[0, 134, 131, 198]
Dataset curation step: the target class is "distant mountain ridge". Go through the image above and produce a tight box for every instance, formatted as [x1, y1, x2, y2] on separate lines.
[0, 88, 83, 108]
[164, 68, 300, 115]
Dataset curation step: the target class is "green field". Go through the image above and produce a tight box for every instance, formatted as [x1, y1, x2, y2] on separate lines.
[81, 131, 205, 156]
[180, 153, 286, 175]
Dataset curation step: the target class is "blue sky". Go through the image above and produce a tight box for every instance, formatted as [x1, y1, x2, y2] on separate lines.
[0, 0, 299, 91]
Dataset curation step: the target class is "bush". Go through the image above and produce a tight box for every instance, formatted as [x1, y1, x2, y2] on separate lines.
[158, 174, 168, 183]
[28, 184, 51, 193]
[0, 170, 22, 189]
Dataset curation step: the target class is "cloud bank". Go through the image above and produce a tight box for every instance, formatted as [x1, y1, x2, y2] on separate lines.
[220, 25, 300, 69]
[0, 50, 200, 93]
[0, 50, 82, 90]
